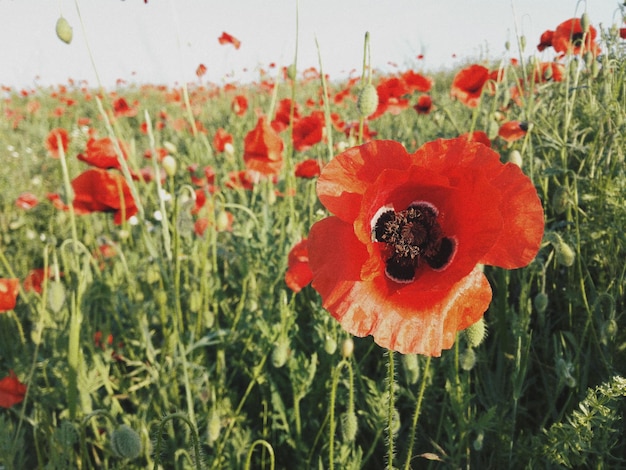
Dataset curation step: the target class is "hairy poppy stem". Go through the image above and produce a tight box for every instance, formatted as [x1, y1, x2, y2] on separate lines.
[402, 355, 431, 470]
[152, 412, 202, 470]
[244, 439, 276, 470]
[386, 350, 396, 470]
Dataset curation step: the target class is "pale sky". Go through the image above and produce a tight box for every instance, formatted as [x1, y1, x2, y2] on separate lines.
[0, 0, 622, 89]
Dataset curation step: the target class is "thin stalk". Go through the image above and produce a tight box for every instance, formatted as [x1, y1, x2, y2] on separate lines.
[386, 350, 396, 470]
[403, 356, 432, 470]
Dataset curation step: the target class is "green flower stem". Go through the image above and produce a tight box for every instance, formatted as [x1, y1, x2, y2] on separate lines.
[328, 358, 353, 470]
[152, 412, 202, 470]
[403, 355, 431, 470]
[80, 410, 116, 470]
[315, 37, 334, 163]
[244, 439, 276, 470]
[358, 32, 372, 145]
[386, 350, 396, 470]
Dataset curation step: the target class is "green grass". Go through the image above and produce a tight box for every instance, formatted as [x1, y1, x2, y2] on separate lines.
[0, 20, 625, 470]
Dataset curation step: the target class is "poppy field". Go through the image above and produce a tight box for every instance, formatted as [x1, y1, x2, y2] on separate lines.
[1, 11, 626, 470]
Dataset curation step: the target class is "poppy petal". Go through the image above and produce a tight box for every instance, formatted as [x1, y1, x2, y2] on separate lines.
[0, 370, 27, 408]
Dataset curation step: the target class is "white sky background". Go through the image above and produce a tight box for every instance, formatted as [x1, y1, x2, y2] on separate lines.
[0, 0, 623, 89]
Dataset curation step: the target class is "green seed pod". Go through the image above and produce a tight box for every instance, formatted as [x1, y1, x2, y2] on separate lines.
[324, 336, 337, 355]
[519, 35, 526, 51]
[357, 84, 379, 117]
[551, 186, 569, 215]
[534, 292, 549, 314]
[207, 410, 221, 445]
[286, 64, 297, 81]
[460, 347, 477, 371]
[56, 16, 73, 44]
[271, 340, 289, 368]
[341, 411, 358, 442]
[110, 425, 142, 459]
[464, 318, 487, 348]
[57, 420, 78, 447]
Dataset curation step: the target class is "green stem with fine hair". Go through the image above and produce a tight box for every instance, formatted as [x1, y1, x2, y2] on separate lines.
[386, 350, 396, 470]
[403, 355, 432, 470]
[153, 413, 202, 470]
[244, 439, 276, 470]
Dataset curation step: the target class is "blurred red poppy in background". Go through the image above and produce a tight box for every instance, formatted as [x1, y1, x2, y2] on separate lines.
[295, 159, 321, 178]
[401, 70, 433, 93]
[369, 77, 410, 119]
[77, 137, 129, 170]
[213, 128, 234, 153]
[45, 127, 70, 158]
[498, 121, 529, 142]
[292, 111, 326, 152]
[552, 18, 600, 56]
[218, 31, 241, 49]
[243, 117, 284, 175]
[533, 62, 565, 82]
[23, 268, 55, 295]
[15, 192, 39, 210]
[0, 370, 27, 408]
[112, 97, 137, 118]
[450, 64, 489, 108]
[272, 98, 300, 133]
[307, 138, 544, 356]
[231, 95, 248, 116]
[71, 169, 138, 224]
[285, 239, 313, 293]
[413, 95, 433, 114]
[196, 63, 207, 78]
[537, 30, 554, 51]
[0, 278, 19, 312]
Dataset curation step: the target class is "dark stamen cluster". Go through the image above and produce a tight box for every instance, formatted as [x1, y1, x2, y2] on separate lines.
[372, 202, 455, 282]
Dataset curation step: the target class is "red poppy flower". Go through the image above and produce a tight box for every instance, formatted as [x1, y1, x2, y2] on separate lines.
[537, 30, 554, 51]
[15, 192, 39, 210]
[621, 27, 626, 40]
[295, 159, 321, 178]
[292, 111, 326, 152]
[218, 31, 241, 49]
[401, 70, 432, 93]
[71, 169, 138, 224]
[532, 62, 565, 82]
[0, 278, 19, 312]
[213, 128, 234, 153]
[413, 95, 433, 115]
[196, 63, 207, 78]
[45, 127, 70, 158]
[498, 121, 528, 142]
[112, 97, 137, 118]
[369, 77, 410, 119]
[0, 370, 27, 408]
[231, 95, 248, 116]
[243, 117, 284, 175]
[77, 137, 129, 170]
[552, 18, 600, 56]
[23, 268, 56, 294]
[272, 98, 300, 133]
[307, 138, 544, 356]
[285, 239, 313, 293]
[450, 64, 490, 108]
[225, 170, 259, 191]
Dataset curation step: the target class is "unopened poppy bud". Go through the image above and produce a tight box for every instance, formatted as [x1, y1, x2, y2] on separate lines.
[583, 51, 594, 68]
[162, 155, 177, 177]
[580, 12, 591, 34]
[401, 353, 420, 384]
[216, 210, 230, 232]
[460, 347, 477, 371]
[341, 411, 358, 442]
[163, 141, 177, 154]
[534, 292, 549, 313]
[341, 337, 354, 359]
[48, 281, 66, 314]
[56, 16, 73, 44]
[504, 40, 510, 51]
[287, 64, 297, 80]
[272, 340, 289, 368]
[223, 142, 235, 157]
[207, 409, 221, 444]
[357, 84, 379, 117]
[464, 318, 487, 348]
[507, 150, 523, 167]
[551, 186, 569, 215]
[519, 35, 526, 51]
[556, 239, 576, 267]
[324, 336, 337, 355]
[110, 424, 142, 459]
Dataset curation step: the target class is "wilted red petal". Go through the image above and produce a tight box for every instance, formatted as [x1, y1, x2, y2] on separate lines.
[0, 370, 27, 408]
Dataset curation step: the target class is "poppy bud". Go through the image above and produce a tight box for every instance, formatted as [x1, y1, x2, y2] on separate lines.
[56, 16, 73, 44]
[216, 210, 230, 232]
[341, 411, 358, 442]
[357, 84, 379, 118]
[162, 155, 177, 177]
[507, 150, 523, 167]
[324, 336, 337, 355]
[460, 347, 477, 371]
[110, 424, 142, 459]
[580, 12, 591, 34]
[272, 339, 289, 368]
[163, 141, 177, 154]
[48, 281, 66, 314]
[188, 290, 202, 313]
[223, 142, 235, 158]
[464, 318, 487, 348]
[534, 292, 549, 313]
[287, 64, 297, 81]
[401, 353, 420, 384]
[504, 40, 510, 51]
[519, 35, 526, 51]
[341, 337, 354, 359]
[551, 186, 569, 215]
[555, 239, 576, 267]
[207, 410, 221, 445]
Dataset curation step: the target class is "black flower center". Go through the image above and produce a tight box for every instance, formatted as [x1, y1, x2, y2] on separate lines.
[372, 202, 455, 283]
[571, 32, 584, 47]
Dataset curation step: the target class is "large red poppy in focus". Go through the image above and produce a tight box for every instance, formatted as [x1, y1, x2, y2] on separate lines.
[450, 64, 490, 108]
[307, 138, 544, 356]
[0, 370, 27, 408]
[0, 278, 19, 312]
[71, 169, 138, 224]
[243, 117, 284, 175]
